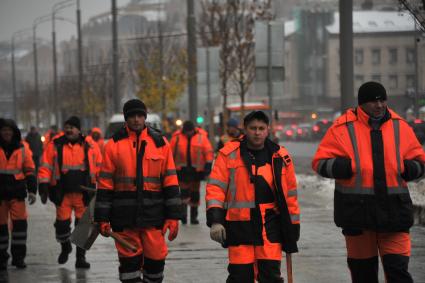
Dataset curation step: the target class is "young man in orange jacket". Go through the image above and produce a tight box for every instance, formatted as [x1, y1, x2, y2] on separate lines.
[170, 121, 213, 224]
[312, 81, 425, 283]
[95, 99, 182, 283]
[0, 119, 37, 270]
[38, 116, 102, 269]
[206, 111, 300, 282]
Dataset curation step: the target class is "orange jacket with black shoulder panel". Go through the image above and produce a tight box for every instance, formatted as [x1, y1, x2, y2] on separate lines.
[169, 128, 213, 172]
[312, 107, 425, 231]
[38, 134, 102, 187]
[94, 126, 181, 230]
[206, 138, 299, 247]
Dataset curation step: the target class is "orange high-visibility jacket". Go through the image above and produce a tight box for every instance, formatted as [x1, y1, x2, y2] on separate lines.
[206, 138, 300, 248]
[91, 127, 105, 154]
[38, 134, 102, 187]
[312, 107, 425, 231]
[170, 128, 213, 172]
[0, 142, 36, 198]
[94, 126, 182, 230]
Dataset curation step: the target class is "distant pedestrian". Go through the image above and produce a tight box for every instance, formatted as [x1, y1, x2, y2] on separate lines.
[216, 118, 243, 152]
[38, 116, 102, 269]
[25, 126, 43, 173]
[90, 127, 105, 155]
[170, 121, 213, 224]
[0, 119, 37, 270]
[312, 81, 425, 283]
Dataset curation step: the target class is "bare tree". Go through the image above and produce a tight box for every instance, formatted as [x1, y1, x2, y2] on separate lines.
[199, 1, 236, 127]
[399, 0, 425, 32]
[199, 0, 273, 124]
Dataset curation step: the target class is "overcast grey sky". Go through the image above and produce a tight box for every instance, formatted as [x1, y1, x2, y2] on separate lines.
[0, 0, 131, 44]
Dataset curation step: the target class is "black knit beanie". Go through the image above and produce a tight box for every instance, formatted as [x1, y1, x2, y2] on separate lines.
[64, 116, 81, 130]
[182, 121, 195, 133]
[123, 99, 147, 120]
[358, 81, 387, 105]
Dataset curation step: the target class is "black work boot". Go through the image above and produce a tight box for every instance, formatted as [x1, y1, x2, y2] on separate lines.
[190, 207, 199, 225]
[0, 251, 9, 271]
[181, 204, 188, 225]
[58, 241, 72, 264]
[11, 258, 26, 269]
[75, 247, 90, 269]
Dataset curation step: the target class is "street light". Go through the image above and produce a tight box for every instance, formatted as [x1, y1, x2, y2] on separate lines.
[33, 14, 51, 127]
[52, 0, 76, 125]
[11, 28, 32, 121]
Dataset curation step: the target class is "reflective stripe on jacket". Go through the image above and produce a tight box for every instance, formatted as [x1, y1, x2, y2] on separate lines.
[170, 128, 213, 172]
[94, 126, 181, 230]
[312, 107, 425, 231]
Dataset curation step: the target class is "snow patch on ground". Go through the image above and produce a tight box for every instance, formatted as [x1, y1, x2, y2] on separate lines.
[408, 179, 425, 207]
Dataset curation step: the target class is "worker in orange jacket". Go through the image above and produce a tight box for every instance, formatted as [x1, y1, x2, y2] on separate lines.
[170, 121, 213, 224]
[42, 125, 59, 149]
[94, 99, 182, 283]
[216, 117, 243, 152]
[38, 116, 102, 269]
[312, 81, 425, 283]
[206, 111, 300, 282]
[90, 127, 105, 155]
[0, 119, 37, 270]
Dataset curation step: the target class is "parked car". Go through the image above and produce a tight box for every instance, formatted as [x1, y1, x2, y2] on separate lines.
[311, 119, 332, 141]
[295, 123, 313, 141]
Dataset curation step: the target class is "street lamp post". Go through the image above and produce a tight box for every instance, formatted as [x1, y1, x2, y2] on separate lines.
[76, 0, 83, 106]
[33, 14, 51, 127]
[52, 0, 75, 125]
[11, 28, 32, 121]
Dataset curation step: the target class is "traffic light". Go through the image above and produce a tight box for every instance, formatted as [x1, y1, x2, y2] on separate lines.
[196, 116, 204, 124]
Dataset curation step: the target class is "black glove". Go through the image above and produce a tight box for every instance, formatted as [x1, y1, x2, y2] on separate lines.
[38, 183, 49, 205]
[319, 157, 352, 179]
[401, 159, 424, 181]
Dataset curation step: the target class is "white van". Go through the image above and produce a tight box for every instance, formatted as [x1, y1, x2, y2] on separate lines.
[105, 113, 162, 139]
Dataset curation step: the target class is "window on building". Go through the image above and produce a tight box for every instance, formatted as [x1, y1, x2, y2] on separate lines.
[371, 75, 381, 82]
[406, 48, 415, 64]
[389, 75, 398, 89]
[355, 49, 364, 65]
[372, 49, 381, 65]
[355, 75, 364, 89]
[389, 48, 397, 64]
[406, 75, 415, 88]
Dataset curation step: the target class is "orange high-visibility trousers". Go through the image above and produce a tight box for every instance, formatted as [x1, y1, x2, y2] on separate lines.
[345, 230, 412, 283]
[0, 200, 28, 263]
[114, 227, 168, 283]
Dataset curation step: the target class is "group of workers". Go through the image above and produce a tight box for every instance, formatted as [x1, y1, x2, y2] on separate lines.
[0, 81, 423, 283]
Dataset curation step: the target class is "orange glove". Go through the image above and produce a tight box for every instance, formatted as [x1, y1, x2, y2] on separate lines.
[98, 222, 111, 237]
[161, 219, 179, 241]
